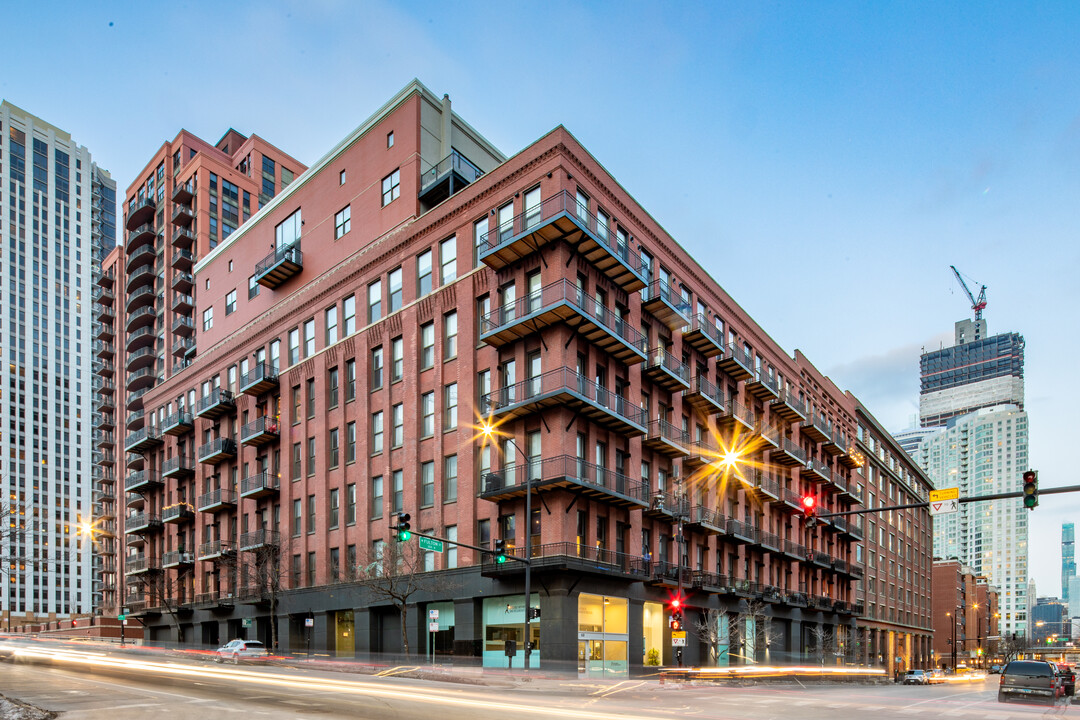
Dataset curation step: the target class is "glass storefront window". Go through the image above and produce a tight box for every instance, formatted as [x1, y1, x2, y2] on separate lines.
[578, 593, 629, 677]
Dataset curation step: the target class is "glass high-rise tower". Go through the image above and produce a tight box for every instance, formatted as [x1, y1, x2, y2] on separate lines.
[1063, 523, 1075, 602]
[0, 101, 115, 627]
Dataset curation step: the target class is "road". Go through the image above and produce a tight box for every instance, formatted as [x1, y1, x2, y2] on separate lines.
[2, 646, 1079, 720]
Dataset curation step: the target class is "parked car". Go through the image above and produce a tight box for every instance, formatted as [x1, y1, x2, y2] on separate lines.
[1057, 663, 1076, 696]
[998, 660, 1062, 704]
[902, 670, 929, 685]
[990, 664, 1003, 674]
[928, 669, 947, 684]
[214, 639, 269, 664]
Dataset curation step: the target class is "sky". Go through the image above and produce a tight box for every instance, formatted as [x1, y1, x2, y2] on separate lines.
[3, 0, 1077, 599]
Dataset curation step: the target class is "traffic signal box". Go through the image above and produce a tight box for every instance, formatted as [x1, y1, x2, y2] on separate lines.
[669, 596, 684, 631]
[394, 512, 412, 542]
[493, 538, 508, 564]
[1022, 470, 1039, 509]
[801, 494, 818, 529]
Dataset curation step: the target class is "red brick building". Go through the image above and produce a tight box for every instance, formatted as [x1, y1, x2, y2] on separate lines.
[932, 558, 999, 670]
[115, 81, 888, 671]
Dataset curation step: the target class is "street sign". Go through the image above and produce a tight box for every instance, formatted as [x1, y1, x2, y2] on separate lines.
[242, 618, 253, 628]
[418, 536, 444, 552]
[429, 609, 439, 620]
[672, 631, 687, 647]
[429, 622, 439, 632]
[305, 617, 314, 628]
[930, 498, 959, 516]
[930, 488, 959, 502]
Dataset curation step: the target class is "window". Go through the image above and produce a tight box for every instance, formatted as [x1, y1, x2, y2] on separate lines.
[339, 169, 346, 185]
[345, 358, 356, 401]
[306, 378, 316, 418]
[303, 319, 315, 357]
[346, 483, 356, 525]
[327, 367, 339, 409]
[328, 428, 339, 469]
[420, 322, 435, 369]
[421, 392, 435, 437]
[524, 186, 542, 228]
[391, 337, 404, 382]
[292, 499, 302, 536]
[248, 274, 260, 299]
[371, 411, 384, 454]
[368, 280, 382, 323]
[443, 383, 458, 430]
[225, 290, 237, 315]
[446, 526, 458, 569]
[335, 206, 351, 239]
[370, 347, 383, 389]
[440, 236, 457, 283]
[306, 437, 316, 476]
[382, 169, 401, 206]
[473, 217, 488, 266]
[444, 311, 458, 359]
[387, 131, 394, 148]
[288, 328, 300, 365]
[326, 306, 338, 345]
[346, 421, 356, 464]
[343, 295, 356, 335]
[443, 455, 458, 503]
[417, 250, 433, 297]
[392, 404, 404, 447]
[330, 547, 340, 581]
[291, 386, 301, 424]
[371, 475, 383, 518]
[392, 470, 404, 513]
[275, 208, 302, 249]
[202, 307, 214, 331]
[307, 495, 316, 534]
[388, 267, 403, 311]
[329, 488, 340, 529]
[421, 461, 435, 507]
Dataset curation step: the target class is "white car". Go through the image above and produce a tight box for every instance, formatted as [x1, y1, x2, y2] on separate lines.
[214, 638, 268, 664]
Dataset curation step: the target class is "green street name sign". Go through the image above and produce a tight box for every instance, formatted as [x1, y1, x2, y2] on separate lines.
[418, 536, 444, 552]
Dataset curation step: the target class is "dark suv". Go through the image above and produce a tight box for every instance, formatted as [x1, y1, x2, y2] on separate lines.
[1058, 664, 1076, 697]
[999, 660, 1062, 704]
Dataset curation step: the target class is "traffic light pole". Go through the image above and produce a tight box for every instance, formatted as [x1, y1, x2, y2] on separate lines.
[811, 483, 1080, 520]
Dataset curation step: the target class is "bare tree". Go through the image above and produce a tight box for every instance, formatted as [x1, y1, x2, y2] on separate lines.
[692, 606, 730, 665]
[238, 533, 290, 651]
[138, 568, 193, 644]
[352, 540, 458, 656]
[810, 624, 837, 665]
[997, 633, 1026, 665]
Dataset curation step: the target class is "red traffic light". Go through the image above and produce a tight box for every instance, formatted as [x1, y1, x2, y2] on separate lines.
[671, 598, 681, 609]
[801, 495, 816, 511]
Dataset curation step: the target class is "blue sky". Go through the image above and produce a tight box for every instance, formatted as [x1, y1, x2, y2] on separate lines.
[4, 0, 1078, 596]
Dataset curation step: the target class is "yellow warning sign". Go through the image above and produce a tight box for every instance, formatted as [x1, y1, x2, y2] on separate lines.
[929, 487, 959, 502]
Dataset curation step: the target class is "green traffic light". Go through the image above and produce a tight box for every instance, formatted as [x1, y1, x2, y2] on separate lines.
[397, 530, 411, 542]
[496, 554, 507, 564]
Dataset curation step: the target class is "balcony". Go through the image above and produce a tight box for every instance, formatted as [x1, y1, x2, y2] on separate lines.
[479, 368, 646, 437]
[126, 409, 144, 430]
[124, 555, 162, 575]
[126, 367, 160, 394]
[254, 241, 303, 289]
[170, 248, 195, 271]
[754, 418, 780, 449]
[684, 505, 728, 535]
[124, 427, 163, 454]
[716, 399, 753, 437]
[95, 320, 115, 342]
[771, 390, 807, 423]
[723, 518, 759, 545]
[753, 530, 782, 553]
[197, 541, 236, 562]
[239, 362, 279, 395]
[162, 550, 195, 569]
[126, 197, 156, 230]
[831, 516, 863, 541]
[775, 486, 805, 513]
[98, 268, 115, 288]
[418, 148, 484, 207]
[162, 411, 194, 436]
[197, 488, 238, 513]
[96, 380, 116, 397]
[197, 438, 237, 465]
[126, 346, 156, 373]
[126, 326, 156, 355]
[838, 444, 863, 469]
[127, 285, 157, 313]
[126, 306, 157, 335]
[480, 542, 648, 581]
[239, 529, 281, 552]
[171, 270, 193, 293]
[641, 347, 690, 392]
[124, 471, 163, 494]
[480, 455, 649, 509]
[195, 388, 235, 419]
[125, 513, 163, 534]
[717, 343, 754, 382]
[479, 279, 647, 365]
[172, 315, 195, 336]
[161, 456, 196, 479]
[647, 562, 694, 589]
[240, 472, 280, 500]
[126, 264, 156, 293]
[171, 293, 194, 313]
[126, 241, 157, 272]
[681, 314, 724, 358]
[172, 337, 196, 358]
[162, 503, 195, 525]
[241, 416, 280, 447]
[478, 189, 646, 293]
[98, 449, 116, 467]
[745, 369, 780, 401]
[780, 539, 807, 561]
[823, 428, 847, 457]
[171, 181, 195, 204]
[771, 438, 807, 467]
[93, 285, 116, 306]
[642, 490, 690, 521]
[802, 412, 832, 444]
[171, 203, 195, 226]
[642, 419, 690, 458]
[95, 304, 115, 326]
[95, 341, 115, 360]
[683, 434, 718, 470]
[805, 458, 831, 483]
[743, 470, 781, 502]
[641, 279, 690, 330]
[683, 375, 724, 415]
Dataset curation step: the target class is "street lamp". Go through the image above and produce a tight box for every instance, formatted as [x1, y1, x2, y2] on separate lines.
[480, 421, 535, 671]
[947, 606, 962, 672]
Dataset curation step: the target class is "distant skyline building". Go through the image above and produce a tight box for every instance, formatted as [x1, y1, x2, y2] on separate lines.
[917, 318, 1029, 639]
[0, 101, 116, 627]
[1032, 597, 1069, 645]
[1064, 523, 1075, 602]
[892, 426, 942, 462]
[1068, 577, 1080, 617]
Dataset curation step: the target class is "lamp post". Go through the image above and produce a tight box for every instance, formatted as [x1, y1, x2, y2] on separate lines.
[481, 422, 535, 671]
[947, 606, 962, 672]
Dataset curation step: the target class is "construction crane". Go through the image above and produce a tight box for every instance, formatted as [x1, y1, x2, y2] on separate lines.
[950, 265, 987, 321]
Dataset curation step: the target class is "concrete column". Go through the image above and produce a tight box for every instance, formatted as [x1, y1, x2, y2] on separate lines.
[354, 608, 372, 661]
[790, 619, 803, 663]
[452, 598, 479, 658]
[440, 95, 452, 160]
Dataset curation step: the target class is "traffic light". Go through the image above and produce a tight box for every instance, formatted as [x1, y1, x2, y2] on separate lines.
[669, 596, 684, 632]
[802, 494, 818, 529]
[493, 538, 507, 564]
[1022, 470, 1038, 509]
[394, 512, 412, 542]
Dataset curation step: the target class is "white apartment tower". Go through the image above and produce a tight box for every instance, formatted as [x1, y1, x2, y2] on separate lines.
[0, 101, 116, 626]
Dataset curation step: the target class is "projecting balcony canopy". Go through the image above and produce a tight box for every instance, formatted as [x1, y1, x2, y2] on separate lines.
[683, 375, 725, 415]
[478, 189, 646, 293]
[771, 390, 807, 423]
[480, 542, 648, 581]
[717, 343, 754, 382]
[162, 550, 195, 568]
[162, 503, 195, 524]
[239, 529, 281, 552]
[772, 438, 808, 467]
[239, 362, 279, 396]
[162, 411, 194, 437]
[479, 279, 647, 364]
[197, 438, 237, 465]
[171, 248, 195, 271]
[125, 512, 163, 534]
[805, 458, 831, 483]
[172, 293, 194, 314]
[195, 388, 235, 419]
[743, 470, 781, 502]
[171, 181, 195, 204]
[642, 418, 690, 458]
[642, 347, 690, 392]
[746, 369, 780, 401]
[126, 241, 157, 272]
[161, 456, 195, 479]
[479, 368, 646, 437]
[802, 412, 833, 444]
[172, 227, 196, 250]
[716, 399, 754, 437]
[642, 489, 690, 521]
[126, 346, 156, 373]
[642, 279, 691, 331]
[240, 472, 280, 500]
[254, 241, 303, 289]
[479, 454, 649, 509]
[681, 314, 725, 358]
[124, 426, 162, 454]
[418, 148, 484, 207]
[197, 488, 237, 512]
[127, 285, 156, 313]
[124, 555, 162, 575]
[126, 265, 156, 294]
[172, 270, 193, 293]
[126, 197, 156, 230]
[240, 415, 280, 447]
[683, 505, 728, 534]
[171, 203, 195, 226]
[124, 471, 163, 494]
[196, 541, 236, 562]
